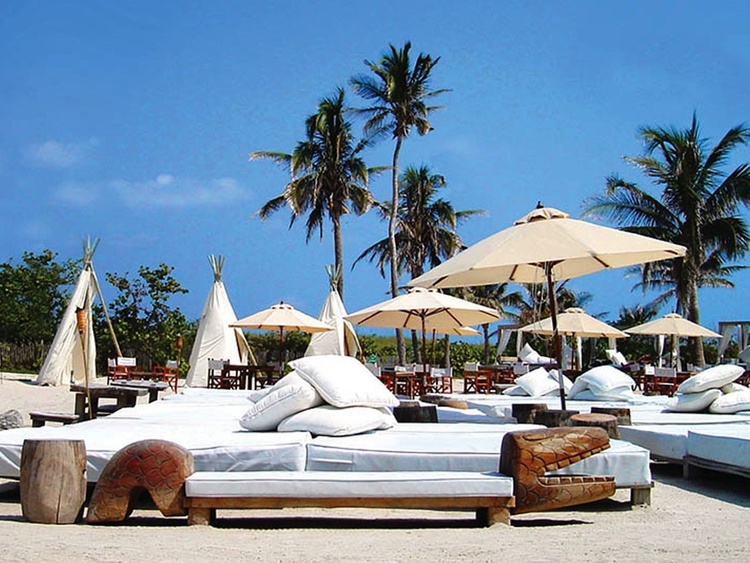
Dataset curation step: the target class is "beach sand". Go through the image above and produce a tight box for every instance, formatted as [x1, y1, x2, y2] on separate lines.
[1, 373, 749, 562]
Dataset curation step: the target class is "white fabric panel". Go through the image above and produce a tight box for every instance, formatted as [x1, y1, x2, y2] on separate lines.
[688, 425, 750, 469]
[186, 470, 514, 498]
[186, 279, 249, 388]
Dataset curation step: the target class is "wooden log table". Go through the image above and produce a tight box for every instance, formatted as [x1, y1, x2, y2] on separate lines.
[70, 384, 147, 419]
[110, 379, 170, 403]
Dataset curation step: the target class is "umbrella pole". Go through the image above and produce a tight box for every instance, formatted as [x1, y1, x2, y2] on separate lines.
[546, 266, 566, 410]
[278, 327, 284, 372]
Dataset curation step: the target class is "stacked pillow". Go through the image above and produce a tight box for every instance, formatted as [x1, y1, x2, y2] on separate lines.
[519, 343, 555, 365]
[240, 355, 399, 436]
[665, 364, 747, 413]
[502, 367, 573, 397]
[568, 365, 636, 401]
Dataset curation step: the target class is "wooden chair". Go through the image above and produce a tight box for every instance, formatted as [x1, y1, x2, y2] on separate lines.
[153, 360, 179, 393]
[206, 359, 228, 389]
[463, 362, 492, 394]
[107, 357, 133, 384]
[429, 367, 453, 394]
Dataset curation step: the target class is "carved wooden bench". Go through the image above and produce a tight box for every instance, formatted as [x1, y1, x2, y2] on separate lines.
[86, 428, 624, 526]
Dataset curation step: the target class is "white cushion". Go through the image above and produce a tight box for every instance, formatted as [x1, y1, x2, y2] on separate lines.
[570, 365, 636, 397]
[604, 349, 628, 366]
[289, 355, 399, 408]
[502, 385, 529, 396]
[708, 390, 750, 414]
[677, 364, 745, 394]
[278, 405, 395, 436]
[721, 382, 749, 394]
[514, 367, 555, 397]
[240, 380, 323, 431]
[519, 343, 541, 363]
[185, 470, 514, 498]
[569, 386, 635, 401]
[666, 389, 722, 413]
[247, 371, 304, 402]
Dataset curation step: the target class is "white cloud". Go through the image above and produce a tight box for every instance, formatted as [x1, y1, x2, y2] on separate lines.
[53, 181, 101, 206]
[23, 138, 99, 169]
[51, 174, 249, 209]
[113, 175, 249, 208]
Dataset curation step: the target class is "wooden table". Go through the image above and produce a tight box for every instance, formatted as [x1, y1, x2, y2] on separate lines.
[110, 379, 169, 403]
[70, 384, 147, 419]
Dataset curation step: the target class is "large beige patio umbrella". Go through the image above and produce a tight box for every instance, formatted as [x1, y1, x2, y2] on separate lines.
[409, 204, 687, 408]
[345, 287, 500, 365]
[625, 313, 720, 368]
[231, 302, 332, 364]
[519, 307, 628, 369]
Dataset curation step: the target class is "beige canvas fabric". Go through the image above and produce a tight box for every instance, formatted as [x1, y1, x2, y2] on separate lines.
[520, 307, 628, 338]
[625, 313, 720, 338]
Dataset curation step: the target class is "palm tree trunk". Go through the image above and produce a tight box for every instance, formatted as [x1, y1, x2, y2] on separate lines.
[482, 324, 491, 364]
[411, 329, 420, 363]
[333, 215, 344, 298]
[390, 137, 406, 364]
[686, 277, 705, 367]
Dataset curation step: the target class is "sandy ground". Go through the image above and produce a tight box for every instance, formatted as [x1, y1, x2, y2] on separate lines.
[1, 373, 749, 562]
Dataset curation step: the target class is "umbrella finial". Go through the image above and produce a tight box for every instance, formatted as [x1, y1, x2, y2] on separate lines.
[536, 201, 544, 209]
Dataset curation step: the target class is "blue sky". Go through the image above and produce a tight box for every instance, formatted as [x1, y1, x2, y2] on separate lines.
[2, 0, 749, 336]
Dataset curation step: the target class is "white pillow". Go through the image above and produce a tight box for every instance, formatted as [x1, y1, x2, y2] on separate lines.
[502, 385, 529, 396]
[677, 364, 744, 394]
[666, 389, 722, 413]
[239, 380, 323, 431]
[549, 369, 574, 393]
[515, 367, 555, 397]
[289, 355, 399, 408]
[573, 365, 636, 394]
[569, 386, 635, 402]
[247, 371, 303, 402]
[721, 382, 749, 394]
[519, 343, 541, 363]
[709, 390, 750, 414]
[277, 404, 395, 436]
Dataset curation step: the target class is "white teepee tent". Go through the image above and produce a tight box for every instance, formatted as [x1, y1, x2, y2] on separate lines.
[186, 255, 253, 387]
[305, 266, 360, 357]
[37, 239, 118, 386]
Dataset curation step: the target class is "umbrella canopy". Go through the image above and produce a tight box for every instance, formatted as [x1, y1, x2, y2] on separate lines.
[519, 307, 628, 338]
[625, 313, 720, 338]
[409, 204, 687, 408]
[345, 287, 500, 364]
[231, 302, 331, 364]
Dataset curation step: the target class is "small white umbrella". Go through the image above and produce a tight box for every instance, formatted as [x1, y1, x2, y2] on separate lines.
[410, 204, 687, 409]
[345, 287, 500, 364]
[520, 308, 627, 370]
[231, 302, 332, 364]
[626, 313, 720, 368]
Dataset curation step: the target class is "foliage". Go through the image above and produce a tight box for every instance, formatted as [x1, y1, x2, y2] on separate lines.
[585, 114, 750, 365]
[351, 41, 448, 362]
[244, 331, 311, 366]
[0, 250, 78, 345]
[98, 263, 191, 370]
[252, 88, 375, 297]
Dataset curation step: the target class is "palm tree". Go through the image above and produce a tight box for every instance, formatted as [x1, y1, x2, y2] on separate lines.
[351, 41, 448, 361]
[584, 114, 750, 366]
[251, 88, 374, 297]
[354, 165, 482, 361]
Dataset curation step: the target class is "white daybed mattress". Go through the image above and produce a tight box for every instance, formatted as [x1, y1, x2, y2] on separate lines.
[687, 425, 750, 471]
[0, 405, 311, 481]
[307, 423, 652, 488]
